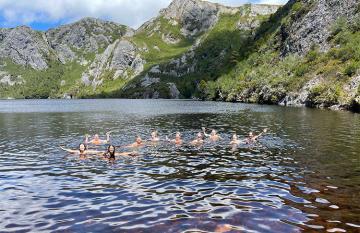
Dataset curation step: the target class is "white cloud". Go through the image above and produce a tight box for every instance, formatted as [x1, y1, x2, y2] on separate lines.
[0, 0, 289, 29]
[0, 0, 170, 28]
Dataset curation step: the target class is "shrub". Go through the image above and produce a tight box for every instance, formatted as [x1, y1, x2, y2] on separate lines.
[328, 47, 354, 62]
[344, 62, 358, 77]
[349, 15, 360, 32]
[306, 49, 319, 62]
[330, 17, 348, 37]
[291, 2, 302, 12]
[308, 84, 341, 106]
[294, 63, 309, 77]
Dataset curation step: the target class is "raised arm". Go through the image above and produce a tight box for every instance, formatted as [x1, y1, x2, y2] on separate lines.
[254, 128, 268, 140]
[84, 134, 90, 144]
[59, 146, 78, 154]
[105, 131, 112, 142]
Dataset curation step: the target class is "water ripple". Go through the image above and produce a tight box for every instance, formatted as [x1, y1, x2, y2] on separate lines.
[0, 100, 359, 232]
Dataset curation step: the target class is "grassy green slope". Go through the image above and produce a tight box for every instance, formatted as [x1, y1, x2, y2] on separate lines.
[99, 16, 195, 98]
[116, 5, 273, 98]
[0, 57, 89, 99]
[132, 17, 194, 68]
[0, 23, 129, 99]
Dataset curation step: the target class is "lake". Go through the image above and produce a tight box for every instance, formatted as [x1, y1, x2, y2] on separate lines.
[0, 99, 359, 232]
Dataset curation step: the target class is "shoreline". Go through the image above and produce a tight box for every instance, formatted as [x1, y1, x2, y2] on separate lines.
[1, 97, 359, 113]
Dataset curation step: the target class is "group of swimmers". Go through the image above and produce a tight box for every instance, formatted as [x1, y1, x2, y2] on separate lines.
[60, 128, 268, 161]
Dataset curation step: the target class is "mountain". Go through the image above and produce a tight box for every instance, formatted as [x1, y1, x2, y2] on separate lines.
[196, 0, 360, 111]
[0, 17, 132, 98]
[0, 0, 359, 112]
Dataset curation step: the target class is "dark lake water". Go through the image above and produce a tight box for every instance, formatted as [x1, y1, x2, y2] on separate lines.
[0, 99, 359, 233]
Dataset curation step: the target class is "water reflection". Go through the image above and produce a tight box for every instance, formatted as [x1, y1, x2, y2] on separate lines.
[0, 100, 359, 232]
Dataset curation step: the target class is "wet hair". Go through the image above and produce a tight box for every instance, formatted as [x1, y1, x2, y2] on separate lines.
[106, 145, 116, 159]
[79, 143, 87, 152]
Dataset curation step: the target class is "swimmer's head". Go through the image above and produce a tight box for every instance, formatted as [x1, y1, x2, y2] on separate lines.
[94, 134, 99, 140]
[107, 145, 116, 157]
[232, 134, 238, 140]
[249, 132, 253, 137]
[136, 136, 142, 144]
[151, 131, 158, 138]
[108, 145, 115, 153]
[211, 129, 216, 136]
[175, 132, 181, 139]
[79, 143, 87, 152]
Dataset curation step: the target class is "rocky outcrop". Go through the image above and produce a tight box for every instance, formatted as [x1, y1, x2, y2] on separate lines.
[168, 82, 180, 99]
[0, 18, 132, 70]
[160, 0, 219, 37]
[281, 0, 359, 56]
[343, 75, 360, 101]
[111, 40, 145, 79]
[250, 4, 281, 16]
[141, 74, 160, 87]
[0, 71, 24, 86]
[279, 76, 324, 107]
[46, 18, 130, 63]
[162, 33, 181, 44]
[0, 26, 50, 70]
[81, 40, 118, 87]
[278, 75, 360, 111]
[160, 0, 279, 37]
[81, 39, 144, 88]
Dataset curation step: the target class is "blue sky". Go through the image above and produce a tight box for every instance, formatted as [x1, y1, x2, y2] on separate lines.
[0, 0, 288, 30]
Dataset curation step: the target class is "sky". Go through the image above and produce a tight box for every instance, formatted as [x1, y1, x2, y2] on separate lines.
[0, 0, 288, 30]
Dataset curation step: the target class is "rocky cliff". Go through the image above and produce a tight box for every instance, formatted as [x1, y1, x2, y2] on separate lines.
[0, 26, 50, 70]
[204, 0, 360, 111]
[280, 0, 359, 56]
[46, 17, 131, 63]
[1, 0, 359, 112]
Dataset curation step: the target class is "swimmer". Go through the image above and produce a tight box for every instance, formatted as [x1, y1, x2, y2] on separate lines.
[121, 136, 144, 148]
[166, 132, 183, 145]
[102, 145, 138, 161]
[60, 143, 100, 155]
[229, 134, 242, 145]
[246, 128, 268, 143]
[190, 132, 204, 146]
[85, 131, 112, 145]
[150, 131, 160, 142]
[202, 127, 222, 141]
